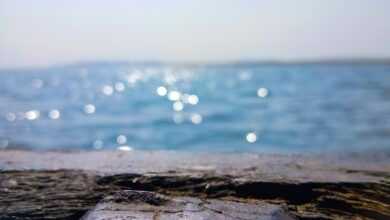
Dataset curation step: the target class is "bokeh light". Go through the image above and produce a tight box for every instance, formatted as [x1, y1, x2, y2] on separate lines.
[48, 109, 61, 120]
[246, 132, 257, 143]
[156, 86, 168, 96]
[84, 104, 96, 114]
[257, 88, 269, 98]
[25, 110, 40, 121]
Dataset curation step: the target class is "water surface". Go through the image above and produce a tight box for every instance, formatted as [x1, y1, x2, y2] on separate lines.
[0, 63, 389, 153]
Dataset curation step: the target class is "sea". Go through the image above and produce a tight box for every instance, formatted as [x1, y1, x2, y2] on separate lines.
[1, 62, 390, 153]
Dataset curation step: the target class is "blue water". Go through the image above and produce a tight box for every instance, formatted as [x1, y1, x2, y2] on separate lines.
[0, 63, 390, 153]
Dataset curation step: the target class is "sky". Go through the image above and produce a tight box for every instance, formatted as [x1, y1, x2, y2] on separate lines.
[1, 0, 390, 68]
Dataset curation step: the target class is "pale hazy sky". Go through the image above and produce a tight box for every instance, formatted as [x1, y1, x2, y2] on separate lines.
[1, 0, 390, 68]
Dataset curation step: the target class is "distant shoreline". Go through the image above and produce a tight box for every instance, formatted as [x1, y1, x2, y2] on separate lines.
[1, 58, 390, 72]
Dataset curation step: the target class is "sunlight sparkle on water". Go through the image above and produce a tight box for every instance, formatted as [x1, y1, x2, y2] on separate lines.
[188, 95, 199, 105]
[116, 135, 127, 145]
[48, 109, 60, 120]
[25, 110, 40, 120]
[168, 91, 181, 101]
[164, 73, 177, 85]
[190, 113, 202, 124]
[257, 88, 269, 98]
[93, 140, 103, 149]
[84, 104, 96, 114]
[114, 82, 125, 92]
[127, 71, 141, 85]
[0, 65, 279, 151]
[173, 101, 184, 111]
[246, 132, 257, 143]
[102, 85, 114, 96]
[156, 86, 167, 96]
[5, 112, 16, 122]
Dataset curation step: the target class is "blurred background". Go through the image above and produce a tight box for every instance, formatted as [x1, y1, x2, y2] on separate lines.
[1, 0, 390, 153]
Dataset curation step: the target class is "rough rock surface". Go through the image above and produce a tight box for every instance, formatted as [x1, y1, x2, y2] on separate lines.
[0, 150, 389, 219]
[82, 190, 294, 220]
[0, 170, 103, 219]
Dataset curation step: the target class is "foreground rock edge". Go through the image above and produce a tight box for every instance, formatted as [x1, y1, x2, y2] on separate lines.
[1, 170, 389, 219]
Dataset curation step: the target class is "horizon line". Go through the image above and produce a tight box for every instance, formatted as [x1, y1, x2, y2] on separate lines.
[1, 57, 390, 71]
